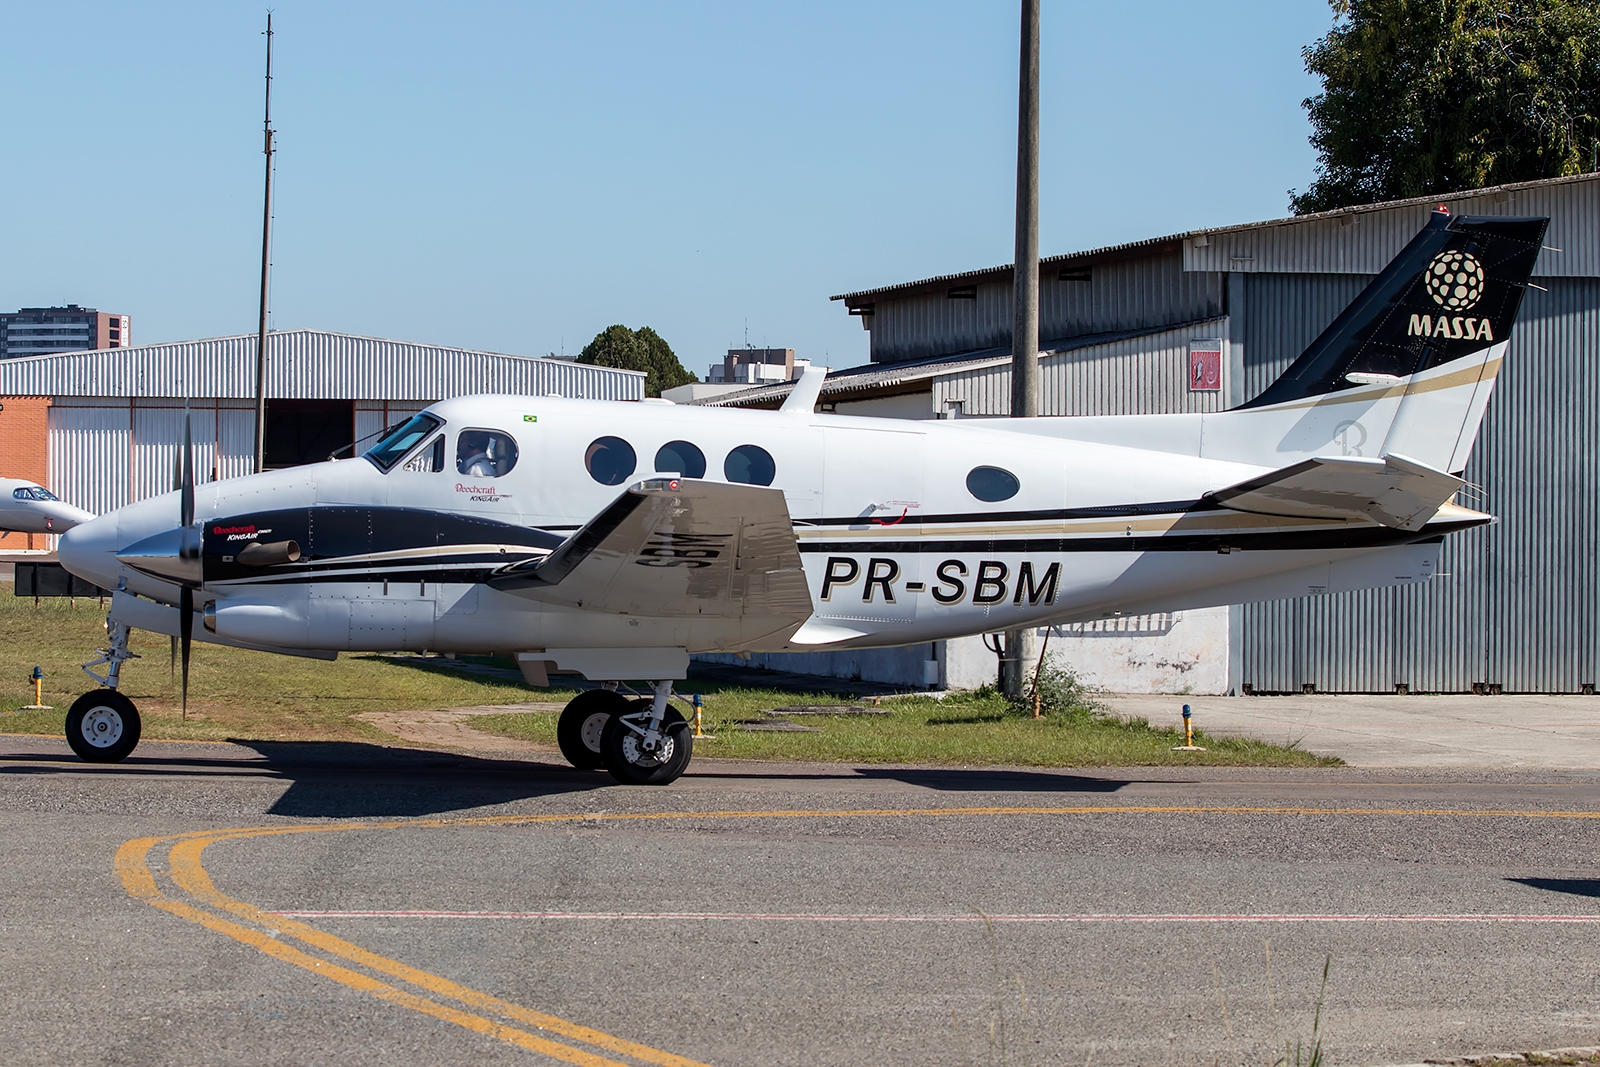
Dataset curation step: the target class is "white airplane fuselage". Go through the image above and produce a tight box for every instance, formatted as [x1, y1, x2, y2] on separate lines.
[60, 379, 1486, 662]
[0, 477, 94, 535]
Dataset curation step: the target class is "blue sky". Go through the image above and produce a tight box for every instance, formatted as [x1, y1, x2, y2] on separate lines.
[0, 2, 1335, 375]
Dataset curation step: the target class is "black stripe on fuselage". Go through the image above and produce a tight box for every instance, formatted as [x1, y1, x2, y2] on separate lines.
[795, 523, 1472, 555]
[200, 501, 1481, 590]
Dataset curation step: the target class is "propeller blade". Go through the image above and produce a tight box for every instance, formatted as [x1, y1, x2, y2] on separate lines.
[180, 413, 195, 529]
[179, 585, 193, 721]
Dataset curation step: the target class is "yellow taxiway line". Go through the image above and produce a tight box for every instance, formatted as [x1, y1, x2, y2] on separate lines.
[115, 802, 1600, 1064]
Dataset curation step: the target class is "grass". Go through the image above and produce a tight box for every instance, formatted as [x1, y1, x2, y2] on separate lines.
[0, 585, 572, 743]
[0, 582, 1336, 767]
[472, 683, 1339, 768]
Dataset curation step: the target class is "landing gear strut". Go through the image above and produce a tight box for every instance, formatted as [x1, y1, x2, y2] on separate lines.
[599, 680, 692, 785]
[69, 621, 142, 763]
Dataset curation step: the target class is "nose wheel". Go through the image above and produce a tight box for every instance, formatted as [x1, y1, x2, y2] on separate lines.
[65, 690, 142, 763]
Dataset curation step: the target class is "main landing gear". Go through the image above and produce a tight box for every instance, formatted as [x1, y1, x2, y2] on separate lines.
[69, 621, 142, 763]
[556, 680, 693, 785]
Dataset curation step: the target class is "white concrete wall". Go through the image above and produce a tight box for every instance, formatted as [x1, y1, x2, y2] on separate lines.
[701, 609, 1230, 695]
[873, 608, 1231, 695]
[1035, 607, 1230, 694]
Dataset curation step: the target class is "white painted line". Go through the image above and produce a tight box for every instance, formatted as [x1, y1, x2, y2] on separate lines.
[271, 910, 1600, 924]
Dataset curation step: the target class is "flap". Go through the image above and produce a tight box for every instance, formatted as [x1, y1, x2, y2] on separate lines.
[1207, 453, 1465, 532]
[488, 477, 814, 623]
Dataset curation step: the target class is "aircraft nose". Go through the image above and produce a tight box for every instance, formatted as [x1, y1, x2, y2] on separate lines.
[58, 512, 124, 591]
[41, 501, 96, 533]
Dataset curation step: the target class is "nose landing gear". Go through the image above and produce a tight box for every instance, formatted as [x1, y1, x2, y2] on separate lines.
[69, 620, 142, 763]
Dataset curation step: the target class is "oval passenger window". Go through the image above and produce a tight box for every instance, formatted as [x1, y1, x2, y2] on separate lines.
[654, 440, 707, 479]
[966, 466, 1020, 502]
[724, 444, 776, 486]
[585, 436, 637, 486]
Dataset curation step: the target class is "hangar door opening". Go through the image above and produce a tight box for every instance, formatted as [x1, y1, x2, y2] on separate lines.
[264, 399, 354, 468]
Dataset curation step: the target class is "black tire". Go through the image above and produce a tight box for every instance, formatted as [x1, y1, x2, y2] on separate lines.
[601, 706, 692, 785]
[557, 689, 630, 770]
[65, 690, 142, 763]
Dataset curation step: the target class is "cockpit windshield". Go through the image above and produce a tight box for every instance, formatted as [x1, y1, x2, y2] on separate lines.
[363, 413, 443, 472]
[11, 485, 59, 502]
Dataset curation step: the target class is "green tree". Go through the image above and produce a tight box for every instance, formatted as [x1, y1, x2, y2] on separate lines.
[576, 324, 697, 397]
[1290, 0, 1600, 214]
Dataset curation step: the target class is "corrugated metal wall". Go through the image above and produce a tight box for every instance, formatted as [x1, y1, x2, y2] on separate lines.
[1237, 279, 1600, 692]
[869, 253, 1223, 363]
[0, 329, 645, 401]
[48, 403, 129, 518]
[1240, 273, 1372, 401]
[932, 318, 1231, 416]
[1040, 253, 1223, 342]
[1186, 174, 1600, 277]
[46, 399, 261, 516]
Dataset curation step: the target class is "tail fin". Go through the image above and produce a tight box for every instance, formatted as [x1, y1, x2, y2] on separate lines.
[1228, 207, 1547, 473]
[1244, 207, 1548, 411]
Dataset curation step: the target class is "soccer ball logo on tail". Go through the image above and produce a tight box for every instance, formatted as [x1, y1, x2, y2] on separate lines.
[1425, 250, 1485, 310]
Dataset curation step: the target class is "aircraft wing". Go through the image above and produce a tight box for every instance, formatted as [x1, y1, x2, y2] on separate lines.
[1206, 453, 1465, 532]
[488, 477, 814, 626]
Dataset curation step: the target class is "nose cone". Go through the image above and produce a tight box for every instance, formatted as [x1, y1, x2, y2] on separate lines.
[41, 501, 96, 533]
[115, 526, 202, 585]
[58, 512, 124, 591]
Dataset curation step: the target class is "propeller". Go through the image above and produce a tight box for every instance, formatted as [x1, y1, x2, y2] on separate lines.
[178, 412, 196, 720]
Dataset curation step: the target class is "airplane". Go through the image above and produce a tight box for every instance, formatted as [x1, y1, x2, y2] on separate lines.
[55, 207, 1546, 784]
[0, 477, 94, 535]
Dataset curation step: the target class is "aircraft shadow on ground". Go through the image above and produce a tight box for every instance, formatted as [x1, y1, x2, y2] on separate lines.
[0, 741, 612, 818]
[850, 767, 1130, 793]
[1506, 876, 1600, 899]
[239, 741, 613, 818]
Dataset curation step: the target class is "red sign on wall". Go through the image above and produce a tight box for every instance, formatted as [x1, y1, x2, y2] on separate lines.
[1188, 339, 1223, 391]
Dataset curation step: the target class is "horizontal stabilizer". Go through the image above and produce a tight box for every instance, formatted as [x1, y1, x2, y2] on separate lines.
[1207, 454, 1464, 532]
[488, 478, 814, 628]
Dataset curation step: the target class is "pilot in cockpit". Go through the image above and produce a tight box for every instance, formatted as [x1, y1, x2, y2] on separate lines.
[457, 431, 498, 477]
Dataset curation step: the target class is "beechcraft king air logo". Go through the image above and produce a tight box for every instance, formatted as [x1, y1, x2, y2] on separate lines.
[1409, 249, 1494, 341]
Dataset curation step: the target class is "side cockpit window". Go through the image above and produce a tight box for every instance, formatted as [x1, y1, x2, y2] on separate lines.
[402, 435, 446, 473]
[457, 429, 520, 477]
[364, 413, 443, 472]
[13, 486, 58, 501]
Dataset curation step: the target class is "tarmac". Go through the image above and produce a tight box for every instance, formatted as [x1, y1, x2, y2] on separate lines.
[5, 736, 1600, 1066]
[1102, 691, 1600, 770]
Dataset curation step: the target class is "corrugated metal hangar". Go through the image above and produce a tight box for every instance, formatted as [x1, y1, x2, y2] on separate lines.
[704, 173, 1600, 695]
[0, 329, 644, 548]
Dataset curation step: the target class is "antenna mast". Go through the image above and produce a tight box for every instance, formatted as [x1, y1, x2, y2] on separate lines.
[253, 12, 276, 473]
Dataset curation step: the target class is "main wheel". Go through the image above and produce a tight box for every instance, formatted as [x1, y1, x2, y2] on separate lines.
[65, 690, 142, 763]
[557, 689, 629, 770]
[600, 706, 692, 785]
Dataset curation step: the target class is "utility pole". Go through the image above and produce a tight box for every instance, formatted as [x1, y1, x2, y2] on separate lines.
[1003, 0, 1041, 700]
[1011, 0, 1040, 421]
[253, 12, 276, 473]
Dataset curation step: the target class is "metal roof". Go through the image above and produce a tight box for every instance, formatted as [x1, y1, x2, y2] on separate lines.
[0, 328, 645, 401]
[832, 172, 1600, 305]
[693, 321, 1203, 409]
